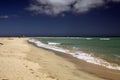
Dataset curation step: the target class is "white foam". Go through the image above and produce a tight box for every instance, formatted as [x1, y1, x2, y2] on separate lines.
[86, 38, 93, 40]
[29, 39, 69, 53]
[28, 39, 120, 70]
[71, 52, 120, 70]
[47, 42, 61, 45]
[100, 38, 110, 40]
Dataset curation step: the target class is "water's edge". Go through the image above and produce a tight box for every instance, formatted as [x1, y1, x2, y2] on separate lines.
[28, 39, 120, 71]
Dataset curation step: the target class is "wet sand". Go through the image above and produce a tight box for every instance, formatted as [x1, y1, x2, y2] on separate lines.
[28, 39, 120, 80]
[54, 52, 120, 80]
[0, 38, 119, 80]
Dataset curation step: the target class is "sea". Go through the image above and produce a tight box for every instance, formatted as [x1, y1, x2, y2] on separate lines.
[29, 37, 120, 70]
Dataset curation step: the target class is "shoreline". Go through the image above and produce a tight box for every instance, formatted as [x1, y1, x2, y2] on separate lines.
[28, 39, 120, 80]
[53, 51, 120, 80]
[0, 38, 119, 80]
[34, 37, 120, 65]
[26, 39, 106, 80]
[28, 39, 120, 70]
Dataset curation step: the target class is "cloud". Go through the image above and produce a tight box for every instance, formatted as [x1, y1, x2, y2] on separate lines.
[0, 15, 9, 19]
[0, 15, 18, 19]
[27, 0, 120, 15]
[112, 0, 120, 2]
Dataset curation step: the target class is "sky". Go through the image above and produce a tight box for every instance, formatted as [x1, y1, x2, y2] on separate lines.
[0, 0, 120, 37]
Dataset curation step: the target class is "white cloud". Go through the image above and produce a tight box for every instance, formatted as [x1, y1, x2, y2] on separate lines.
[0, 15, 9, 19]
[112, 0, 120, 2]
[74, 0, 105, 12]
[0, 15, 18, 19]
[27, 0, 120, 15]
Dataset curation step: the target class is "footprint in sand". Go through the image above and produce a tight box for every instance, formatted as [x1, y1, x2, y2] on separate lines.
[0, 43, 4, 45]
[29, 69, 33, 71]
[23, 64, 40, 78]
[35, 75, 39, 77]
[29, 68, 40, 78]
[31, 71, 34, 74]
[29, 69, 35, 74]
[23, 63, 28, 68]
[23, 64, 35, 75]
[25, 65, 28, 68]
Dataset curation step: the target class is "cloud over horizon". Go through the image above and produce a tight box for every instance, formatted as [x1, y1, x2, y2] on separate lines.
[27, 0, 120, 16]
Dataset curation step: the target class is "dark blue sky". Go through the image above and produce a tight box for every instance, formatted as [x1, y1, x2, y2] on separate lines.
[0, 0, 120, 37]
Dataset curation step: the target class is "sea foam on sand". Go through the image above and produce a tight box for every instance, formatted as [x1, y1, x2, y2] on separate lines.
[28, 39, 120, 70]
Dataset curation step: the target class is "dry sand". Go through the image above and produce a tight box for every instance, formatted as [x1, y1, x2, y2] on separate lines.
[0, 38, 118, 80]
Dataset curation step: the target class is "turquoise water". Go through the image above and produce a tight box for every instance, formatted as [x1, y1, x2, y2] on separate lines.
[35, 37, 120, 64]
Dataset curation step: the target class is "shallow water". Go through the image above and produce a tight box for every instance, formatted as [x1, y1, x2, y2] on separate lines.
[30, 37, 120, 70]
[37, 37, 120, 60]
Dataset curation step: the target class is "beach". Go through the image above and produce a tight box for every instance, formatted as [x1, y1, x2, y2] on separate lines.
[0, 38, 119, 80]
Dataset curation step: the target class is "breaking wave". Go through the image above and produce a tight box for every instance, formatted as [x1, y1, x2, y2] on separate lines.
[28, 39, 120, 70]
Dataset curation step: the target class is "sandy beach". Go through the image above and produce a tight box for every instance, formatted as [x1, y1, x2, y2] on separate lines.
[0, 38, 119, 80]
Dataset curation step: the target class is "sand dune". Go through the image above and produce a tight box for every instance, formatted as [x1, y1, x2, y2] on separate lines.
[0, 38, 106, 80]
